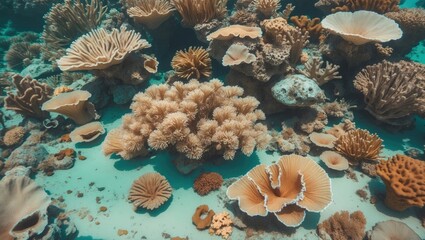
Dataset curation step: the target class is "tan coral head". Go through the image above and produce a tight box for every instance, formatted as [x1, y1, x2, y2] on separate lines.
[309, 132, 337, 148]
[70, 121, 105, 143]
[42, 90, 99, 125]
[207, 25, 263, 41]
[320, 151, 349, 171]
[321, 10, 402, 45]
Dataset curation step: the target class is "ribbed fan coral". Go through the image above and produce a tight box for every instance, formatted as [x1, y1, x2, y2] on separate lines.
[171, 47, 212, 80]
[103, 79, 270, 161]
[227, 154, 332, 227]
[126, 0, 175, 29]
[172, 0, 228, 27]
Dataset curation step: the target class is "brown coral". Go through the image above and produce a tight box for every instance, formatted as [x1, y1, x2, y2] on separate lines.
[171, 47, 212, 80]
[172, 0, 228, 27]
[3, 126, 26, 147]
[192, 205, 215, 230]
[334, 128, 383, 163]
[128, 172, 173, 210]
[376, 155, 425, 211]
[253, 0, 281, 18]
[332, 0, 400, 14]
[5, 42, 41, 70]
[317, 211, 367, 240]
[126, 0, 175, 29]
[300, 57, 341, 86]
[290, 15, 322, 41]
[193, 172, 223, 196]
[5, 75, 53, 119]
[209, 212, 233, 239]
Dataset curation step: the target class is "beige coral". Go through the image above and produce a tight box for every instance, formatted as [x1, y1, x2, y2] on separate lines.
[69, 121, 105, 143]
[253, 0, 281, 18]
[171, 47, 212, 80]
[300, 57, 341, 85]
[3, 126, 26, 146]
[222, 44, 256, 66]
[172, 0, 228, 27]
[317, 210, 367, 240]
[126, 0, 174, 29]
[207, 25, 263, 41]
[209, 212, 233, 239]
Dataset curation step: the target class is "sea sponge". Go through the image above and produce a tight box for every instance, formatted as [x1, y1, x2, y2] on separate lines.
[222, 44, 256, 66]
[103, 79, 270, 162]
[209, 212, 233, 239]
[321, 10, 402, 45]
[171, 47, 212, 80]
[227, 154, 332, 227]
[376, 155, 425, 211]
[3, 126, 26, 146]
[253, 0, 281, 18]
[128, 172, 172, 210]
[192, 205, 215, 230]
[172, 0, 227, 27]
[320, 151, 349, 171]
[207, 25, 262, 41]
[334, 129, 383, 163]
[0, 176, 51, 240]
[193, 172, 223, 196]
[354, 60, 425, 126]
[42, 90, 99, 125]
[69, 121, 105, 143]
[126, 0, 174, 29]
[309, 132, 337, 149]
[368, 220, 421, 240]
[317, 211, 367, 240]
[4, 75, 53, 119]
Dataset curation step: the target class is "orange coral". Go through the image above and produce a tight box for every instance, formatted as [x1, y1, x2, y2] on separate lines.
[290, 15, 322, 41]
[317, 211, 367, 240]
[376, 155, 425, 211]
[192, 205, 215, 230]
[193, 172, 223, 196]
[209, 212, 233, 239]
[332, 0, 400, 14]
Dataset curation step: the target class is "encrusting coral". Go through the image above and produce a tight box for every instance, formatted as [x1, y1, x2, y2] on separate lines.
[317, 210, 367, 240]
[299, 57, 341, 86]
[209, 212, 233, 239]
[192, 205, 216, 230]
[354, 60, 425, 126]
[103, 79, 270, 162]
[193, 172, 223, 196]
[172, 0, 228, 27]
[126, 0, 175, 29]
[376, 155, 425, 211]
[128, 172, 172, 210]
[227, 154, 332, 227]
[171, 47, 212, 80]
[5, 75, 53, 119]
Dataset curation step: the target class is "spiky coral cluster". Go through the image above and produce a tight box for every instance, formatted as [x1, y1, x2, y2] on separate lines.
[171, 47, 212, 80]
[172, 0, 228, 27]
[103, 79, 270, 161]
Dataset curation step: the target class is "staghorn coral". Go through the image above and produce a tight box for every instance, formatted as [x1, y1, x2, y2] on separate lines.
[252, 0, 281, 18]
[126, 0, 175, 29]
[103, 79, 270, 161]
[334, 128, 383, 163]
[332, 0, 399, 13]
[193, 172, 223, 196]
[3, 126, 26, 147]
[209, 212, 233, 239]
[128, 172, 172, 210]
[299, 57, 341, 86]
[290, 16, 322, 41]
[5, 75, 53, 119]
[171, 47, 212, 80]
[317, 211, 366, 240]
[227, 155, 332, 227]
[354, 60, 425, 126]
[43, 0, 107, 51]
[5, 42, 41, 70]
[192, 205, 215, 230]
[172, 0, 228, 27]
[376, 155, 425, 211]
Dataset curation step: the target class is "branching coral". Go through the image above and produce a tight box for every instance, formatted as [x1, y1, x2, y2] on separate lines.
[5, 75, 53, 119]
[43, 0, 107, 50]
[5, 42, 41, 70]
[126, 0, 175, 29]
[172, 0, 228, 27]
[354, 60, 425, 126]
[103, 79, 270, 161]
[300, 57, 341, 86]
[290, 15, 322, 41]
[252, 0, 281, 18]
[376, 155, 425, 211]
[209, 212, 233, 239]
[317, 211, 367, 240]
[193, 172, 223, 196]
[332, 0, 400, 14]
[171, 47, 212, 80]
[334, 129, 383, 163]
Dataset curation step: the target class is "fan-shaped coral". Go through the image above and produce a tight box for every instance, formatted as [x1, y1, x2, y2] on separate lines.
[227, 154, 332, 227]
[172, 0, 228, 27]
[128, 172, 172, 210]
[126, 0, 174, 29]
[321, 10, 402, 45]
[369, 220, 421, 240]
[309, 132, 337, 149]
[171, 47, 212, 80]
[206, 25, 263, 41]
[69, 121, 105, 143]
[376, 155, 425, 211]
[320, 151, 349, 171]
[193, 172, 223, 196]
[0, 176, 51, 240]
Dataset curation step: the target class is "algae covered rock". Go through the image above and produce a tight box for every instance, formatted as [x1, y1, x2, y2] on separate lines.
[271, 74, 325, 107]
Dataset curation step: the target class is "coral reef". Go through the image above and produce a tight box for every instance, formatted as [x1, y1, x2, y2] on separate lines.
[171, 47, 212, 80]
[269, 127, 311, 155]
[376, 155, 425, 211]
[126, 0, 175, 29]
[172, 0, 228, 27]
[193, 172, 223, 196]
[128, 172, 173, 210]
[290, 16, 322, 41]
[209, 212, 233, 239]
[332, 0, 399, 13]
[317, 211, 366, 240]
[192, 205, 215, 230]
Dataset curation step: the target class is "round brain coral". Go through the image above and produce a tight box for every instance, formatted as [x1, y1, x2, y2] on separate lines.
[377, 155, 425, 211]
[128, 172, 172, 210]
[171, 47, 212, 80]
[193, 172, 224, 196]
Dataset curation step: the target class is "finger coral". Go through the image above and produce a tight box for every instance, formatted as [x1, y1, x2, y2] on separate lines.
[353, 60, 425, 126]
[5, 75, 53, 119]
[128, 172, 172, 210]
[227, 154, 332, 227]
[334, 129, 383, 163]
[317, 210, 366, 240]
[376, 155, 425, 211]
[172, 0, 228, 27]
[209, 212, 233, 239]
[103, 79, 270, 162]
[171, 47, 212, 80]
[192, 205, 215, 230]
[193, 172, 223, 196]
[126, 0, 175, 29]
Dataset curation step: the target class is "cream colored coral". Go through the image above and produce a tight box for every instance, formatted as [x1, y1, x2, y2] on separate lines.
[172, 0, 227, 27]
[207, 25, 262, 41]
[57, 26, 151, 71]
[209, 212, 233, 239]
[3, 126, 26, 146]
[127, 0, 174, 29]
[222, 44, 256, 66]
[171, 47, 211, 79]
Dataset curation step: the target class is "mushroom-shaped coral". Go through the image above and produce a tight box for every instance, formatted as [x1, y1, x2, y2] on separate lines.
[57, 26, 151, 71]
[193, 172, 223, 196]
[334, 128, 383, 163]
[321, 10, 402, 45]
[192, 205, 215, 230]
[368, 220, 421, 240]
[172, 0, 227, 27]
[317, 210, 366, 240]
[2, 126, 26, 147]
[222, 44, 256, 66]
[207, 25, 263, 41]
[320, 151, 349, 171]
[128, 172, 172, 210]
[171, 47, 212, 80]
[5, 75, 53, 119]
[69, 121, 105, 143]
[227, 154, 332, 227]
[0, 176, 51, 240]
[126, 0, 174, 29]
[376, 155, 425, 211]
[309, 132, 337, 149]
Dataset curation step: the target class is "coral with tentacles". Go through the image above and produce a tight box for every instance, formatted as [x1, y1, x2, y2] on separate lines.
[172, 0, 228, 27]
[171, 47, 212, 80]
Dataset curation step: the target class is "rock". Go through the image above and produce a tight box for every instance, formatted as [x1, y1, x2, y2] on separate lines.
[5, 144, 49, 169]
[20, 59, 59, 79]
[81, 78, 110, 109]
[271, 74, 325, 107]
[110, 84, 139, 105]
